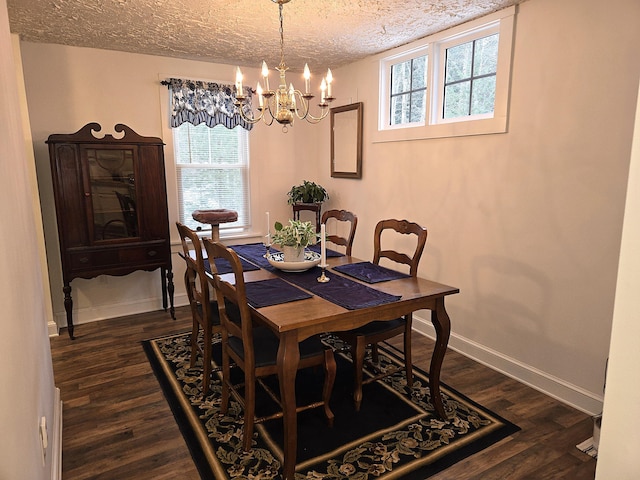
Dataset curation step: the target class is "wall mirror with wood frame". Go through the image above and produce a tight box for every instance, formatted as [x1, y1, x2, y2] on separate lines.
[330, 102, 363, 179]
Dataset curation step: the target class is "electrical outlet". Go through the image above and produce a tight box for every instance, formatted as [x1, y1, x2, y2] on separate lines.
[39, 416, 48, 465]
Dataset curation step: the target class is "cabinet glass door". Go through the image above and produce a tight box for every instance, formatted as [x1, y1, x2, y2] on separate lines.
[86, 148, 138, 241]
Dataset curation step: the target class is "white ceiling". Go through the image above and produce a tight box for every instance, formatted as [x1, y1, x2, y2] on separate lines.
[8, 0, 522, 72]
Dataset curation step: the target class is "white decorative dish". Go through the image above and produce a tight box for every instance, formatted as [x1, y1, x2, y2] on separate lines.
[267, 250, 321, 272]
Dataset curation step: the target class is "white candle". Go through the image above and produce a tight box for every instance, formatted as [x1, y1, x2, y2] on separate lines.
[266, 211, 270, 237]
[326, 68, 333, 97]
[320, 223, 326, 267]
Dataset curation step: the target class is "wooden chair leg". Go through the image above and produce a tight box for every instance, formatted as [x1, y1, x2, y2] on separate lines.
[242, 375, 256, 452]
[404, 319, 414, 388]
[220, 342, 231, 414]
[353, 336, 367, 411]
[189, 314, 199, 368]
[202, 325, 212, 396]
[322, 349, 336, 427]
[371, 343, 379, 364]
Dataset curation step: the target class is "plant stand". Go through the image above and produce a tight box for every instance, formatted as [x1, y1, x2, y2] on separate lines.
[292, 202, 322, 232]
[192, 209, 238, 241]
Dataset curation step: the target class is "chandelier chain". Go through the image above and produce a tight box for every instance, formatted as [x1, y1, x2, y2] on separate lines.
[279, 3, 286, 68]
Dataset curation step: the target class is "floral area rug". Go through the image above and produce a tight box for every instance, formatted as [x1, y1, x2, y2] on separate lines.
[142, 332, 519, 479]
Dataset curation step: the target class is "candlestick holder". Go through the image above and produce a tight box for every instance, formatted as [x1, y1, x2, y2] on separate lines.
[317, 265, 330, 283]
[263, 235, 272, 258]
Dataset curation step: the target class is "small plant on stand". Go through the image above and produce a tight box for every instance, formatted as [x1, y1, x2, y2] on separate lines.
[286, 180, 329, 205]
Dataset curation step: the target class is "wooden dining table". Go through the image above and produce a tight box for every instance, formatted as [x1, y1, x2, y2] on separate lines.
[209, 245, 459, 480]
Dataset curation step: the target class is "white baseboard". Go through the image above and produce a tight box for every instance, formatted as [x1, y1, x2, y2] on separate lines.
[52, 293, 189, 329]
[412, 313, 604, 416]
[47, 320, 59, 337]
[51, 388, 62, 480]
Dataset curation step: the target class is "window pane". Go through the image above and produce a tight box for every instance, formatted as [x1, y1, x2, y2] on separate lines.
[473, 34, 499, 76]
[390, 54, 427, 125]
[411, 56, 427, 89]
[444, 81, 471, 119]
[391, 61, 411, 95]
[178, 167, 247, 230]
[445, 42, 472, 83]
[390, 93, 411, 125]
[410, 91, 426, 123]
[471, 76, 496, 115]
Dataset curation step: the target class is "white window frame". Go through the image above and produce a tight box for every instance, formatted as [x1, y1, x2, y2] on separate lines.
[379, 46, 429, 132]
[433, 23, 500, 125]
[374, 6, 515, 143]
[173, 123, 251, 236]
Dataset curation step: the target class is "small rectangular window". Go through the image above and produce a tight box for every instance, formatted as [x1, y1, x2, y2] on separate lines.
[173, 123, 250, 234]
[390, 55, 427, 125]
[443, 33, 499, 119]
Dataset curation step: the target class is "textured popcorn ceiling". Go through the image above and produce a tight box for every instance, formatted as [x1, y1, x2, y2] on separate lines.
[8, 0, 522, 72]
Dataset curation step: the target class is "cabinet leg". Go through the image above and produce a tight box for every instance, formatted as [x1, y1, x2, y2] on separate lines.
[161, 268, 167, 310]
[161, 268, 176, 319]
[167, 268, 175, 319]
[63, 283, 75, 340]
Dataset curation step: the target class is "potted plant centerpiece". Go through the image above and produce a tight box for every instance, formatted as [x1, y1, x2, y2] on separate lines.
[272, 219, 317, 262]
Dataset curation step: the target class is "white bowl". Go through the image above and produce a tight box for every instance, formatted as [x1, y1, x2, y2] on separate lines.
[267, 250, 321, 272]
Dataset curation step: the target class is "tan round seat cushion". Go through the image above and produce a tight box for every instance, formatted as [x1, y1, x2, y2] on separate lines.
[192, 209, 238, 225]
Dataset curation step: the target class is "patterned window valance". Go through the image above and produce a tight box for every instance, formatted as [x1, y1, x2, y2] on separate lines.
[161, 78, 254, 131]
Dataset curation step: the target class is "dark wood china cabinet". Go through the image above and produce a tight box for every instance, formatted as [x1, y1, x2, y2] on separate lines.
[47, 123, 175, 339]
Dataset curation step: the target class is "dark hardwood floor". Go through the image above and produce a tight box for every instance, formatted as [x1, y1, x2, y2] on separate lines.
[50, 306, 597, 479]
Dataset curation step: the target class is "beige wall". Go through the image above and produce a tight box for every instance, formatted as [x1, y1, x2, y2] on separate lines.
[301, 0, 639, 413]
[0, 3, 59, 478]
[18, 0, 640, 420]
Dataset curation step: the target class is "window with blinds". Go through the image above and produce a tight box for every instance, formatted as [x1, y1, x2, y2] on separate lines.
[173, 122, 250, 233]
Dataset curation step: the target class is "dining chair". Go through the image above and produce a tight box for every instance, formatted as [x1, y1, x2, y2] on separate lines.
[337, 218, 427, 411]
[321, 209, 358, 256]
[202, 238, 337, 452]
[176, 222, 221, 396]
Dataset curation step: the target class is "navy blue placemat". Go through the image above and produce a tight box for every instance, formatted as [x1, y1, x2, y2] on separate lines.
[228, 243, 275, 269]
[245, 277, 312, 308]
[307, 244, 345, 258]
[333, 261, 410, 283]
[277, 267, 401, 310]
[204, 256, 260, 275]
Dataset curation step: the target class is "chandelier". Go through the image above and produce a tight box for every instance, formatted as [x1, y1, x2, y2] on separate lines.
[234, 0, 335, 132]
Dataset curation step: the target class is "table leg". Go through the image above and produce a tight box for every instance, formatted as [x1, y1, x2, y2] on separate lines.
[429, 297, 451, 419]
[277, 331, 300, 480]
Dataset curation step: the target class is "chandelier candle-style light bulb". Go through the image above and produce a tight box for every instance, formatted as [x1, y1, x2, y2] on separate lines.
[232, 0, 335, 132]
[261, 61, 270, 91]
[303, 64, 311, 94]
[257, 83, 264, 108]
[235, 67, 243, 95]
